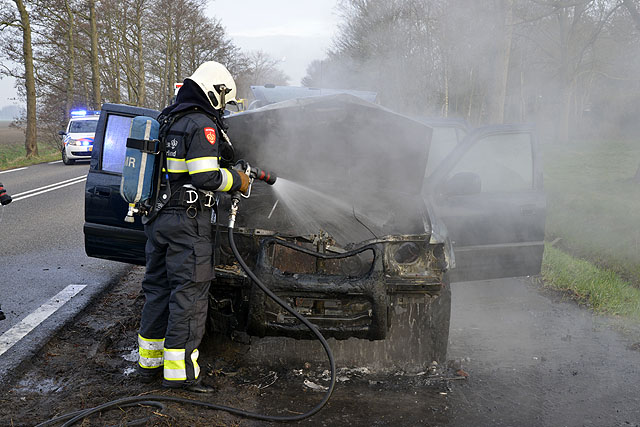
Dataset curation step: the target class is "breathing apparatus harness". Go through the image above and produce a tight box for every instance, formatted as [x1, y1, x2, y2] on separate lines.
[37, 163, 339, 426]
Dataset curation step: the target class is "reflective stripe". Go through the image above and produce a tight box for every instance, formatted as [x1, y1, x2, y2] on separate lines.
[167, 157, 188, 173]
[163, 348, 187, 381]
[138, 334, 164, 350]
[191, 349, 200, 379]
[215, 169, 233, 192]
[187, 157, 219, 174]
[140, 348, 163, 359]
[138, 335, 164, 369]
[139, 355, 163, 369]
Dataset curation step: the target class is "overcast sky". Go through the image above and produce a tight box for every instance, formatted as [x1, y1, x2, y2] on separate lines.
[0, 0, 341, 109]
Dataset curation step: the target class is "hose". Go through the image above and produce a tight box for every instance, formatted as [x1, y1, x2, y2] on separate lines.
[37, 219, 336, 426]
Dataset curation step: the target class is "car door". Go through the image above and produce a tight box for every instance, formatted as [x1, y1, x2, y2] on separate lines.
[424, 125, 545, 282]
[84, 103, 160, 265]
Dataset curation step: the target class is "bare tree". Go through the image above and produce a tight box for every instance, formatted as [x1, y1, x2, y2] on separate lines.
[0, 0, 38, 157]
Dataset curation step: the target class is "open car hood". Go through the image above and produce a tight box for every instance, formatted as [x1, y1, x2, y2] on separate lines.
[225, 94, 433, 244]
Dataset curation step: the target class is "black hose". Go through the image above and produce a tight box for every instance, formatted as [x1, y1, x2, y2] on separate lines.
[37, 224, 336, 426]
[227, 225, 337, 420]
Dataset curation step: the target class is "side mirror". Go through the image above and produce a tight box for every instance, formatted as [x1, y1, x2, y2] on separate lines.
[442, 172, 481, 196]
[58, 130, 66, 136]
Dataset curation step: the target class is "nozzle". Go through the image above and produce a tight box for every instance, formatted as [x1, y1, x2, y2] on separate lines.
[251, 168, 277, 185]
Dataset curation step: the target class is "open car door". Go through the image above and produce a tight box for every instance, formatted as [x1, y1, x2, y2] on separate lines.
[424, 125, 546, 282]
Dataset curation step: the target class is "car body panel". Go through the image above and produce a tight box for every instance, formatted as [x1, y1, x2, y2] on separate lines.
[84, 98, 446, 342]
[248, 85, 378, 110]
[424, 124, 545, 281]
[84, 103, 159, 264]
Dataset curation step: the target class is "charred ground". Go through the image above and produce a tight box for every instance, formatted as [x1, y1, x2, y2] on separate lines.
[0, 268, 455, 426]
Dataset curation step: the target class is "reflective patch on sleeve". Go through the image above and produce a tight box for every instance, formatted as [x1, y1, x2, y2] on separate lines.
[203, 127, 216, 145]
[167, 157, 188, 173]
[187, 157, 219, 174]
[163, 348, 187, 381]
[215, 169, 234, 192]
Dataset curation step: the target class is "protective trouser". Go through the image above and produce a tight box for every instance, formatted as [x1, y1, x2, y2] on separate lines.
[138, 206, 214, 387]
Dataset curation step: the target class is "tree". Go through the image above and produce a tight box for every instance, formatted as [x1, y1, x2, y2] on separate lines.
[234, 50, 289, 99]
[0, 0, 38, 157]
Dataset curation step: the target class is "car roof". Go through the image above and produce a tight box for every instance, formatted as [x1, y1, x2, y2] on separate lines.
[250, 85, 378, 105]
[69, 115, 100, 121]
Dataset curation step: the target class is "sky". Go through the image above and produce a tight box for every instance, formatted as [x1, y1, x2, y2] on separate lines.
[0, 0, 341, 109]
[208, 0, 341, 84]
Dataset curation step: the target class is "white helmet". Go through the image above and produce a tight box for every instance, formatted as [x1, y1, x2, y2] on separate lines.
[186, 61, 237, 110]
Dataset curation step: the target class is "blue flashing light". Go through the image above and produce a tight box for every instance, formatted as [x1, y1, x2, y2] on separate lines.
[71, 109, 87, 117]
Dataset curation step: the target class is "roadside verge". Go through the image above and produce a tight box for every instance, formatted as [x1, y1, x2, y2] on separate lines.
[542, 243, 640, 320]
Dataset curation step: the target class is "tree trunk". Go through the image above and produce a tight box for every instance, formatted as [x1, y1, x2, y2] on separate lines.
[136, 1, 145, 107]
[89, 0, 101, 110]
[622, 0, 640, 32]
[622, 0, 640, 182]
[64, 0, 75, 121]
[488, 0, 514, 124]
[13, 0, 37, 158]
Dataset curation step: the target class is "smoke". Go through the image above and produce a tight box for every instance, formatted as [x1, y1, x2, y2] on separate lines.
[227, 1, 640, 288]
[226, 94, 432, 245]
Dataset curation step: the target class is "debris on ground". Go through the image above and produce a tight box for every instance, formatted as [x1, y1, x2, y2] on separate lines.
[0, 267, 455, 426]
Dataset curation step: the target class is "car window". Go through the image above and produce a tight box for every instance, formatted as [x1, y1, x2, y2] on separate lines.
[69, 119, 98, 133]
[102, 114, 133, 173]
[446, 132, 533, 192]
[426, 127, 461, 176]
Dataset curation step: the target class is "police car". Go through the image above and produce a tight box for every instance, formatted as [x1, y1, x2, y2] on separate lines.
[59, 110, 100, 165]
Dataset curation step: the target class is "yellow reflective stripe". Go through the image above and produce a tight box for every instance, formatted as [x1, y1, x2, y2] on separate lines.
[163, 348, 186, 381]
[215, 168, 233, 192]
[191, 349, 200, 379]
[138, 335, 164, 368]
[187, 157, 219, 174]
[167, 157, 188, 173]
[139, 348, 163, 359]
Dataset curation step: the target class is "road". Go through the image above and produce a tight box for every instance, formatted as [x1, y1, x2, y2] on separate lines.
[3, 272, 640, 426]
[0, 160, 131, 381]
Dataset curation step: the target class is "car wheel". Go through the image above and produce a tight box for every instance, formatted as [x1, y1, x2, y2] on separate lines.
[62, 148, 75, 165]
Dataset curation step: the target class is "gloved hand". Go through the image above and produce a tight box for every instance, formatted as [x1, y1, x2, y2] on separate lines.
[237, 171, 250, 194]
[0, 183, 11, 206]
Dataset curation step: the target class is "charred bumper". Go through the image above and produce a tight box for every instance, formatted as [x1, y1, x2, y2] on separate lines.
[216, 233, 445, 341]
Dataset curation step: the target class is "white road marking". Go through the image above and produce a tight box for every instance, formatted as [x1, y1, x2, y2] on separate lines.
[48, 160, 62, 164]
[0, 285, 86, 357]
[0, 167, 28, 175]
[12, 176, 87, 202]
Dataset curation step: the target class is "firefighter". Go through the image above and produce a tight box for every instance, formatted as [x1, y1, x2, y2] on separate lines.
[137, 61, 250, 392]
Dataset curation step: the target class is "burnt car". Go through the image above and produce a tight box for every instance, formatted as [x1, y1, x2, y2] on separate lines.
[84, 95, 544, 370]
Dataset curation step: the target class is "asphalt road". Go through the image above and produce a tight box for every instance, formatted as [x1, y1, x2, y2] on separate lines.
[446, 278, 640, 426]
[0, 160, 131, 381]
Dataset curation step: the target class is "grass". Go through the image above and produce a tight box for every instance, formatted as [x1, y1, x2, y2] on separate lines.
[0, 120, 60, 170]
[543, 139, 640, 286]
[542, 244, 640, 320]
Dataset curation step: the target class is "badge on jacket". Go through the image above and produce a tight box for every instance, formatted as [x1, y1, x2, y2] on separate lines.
[204, 127, 216, 145]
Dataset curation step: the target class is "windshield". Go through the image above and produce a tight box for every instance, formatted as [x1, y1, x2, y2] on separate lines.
[69, 119, 98, 133]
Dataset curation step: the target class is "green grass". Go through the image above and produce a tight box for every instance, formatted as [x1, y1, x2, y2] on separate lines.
[543, 244, 640, 320]
[543, 139, 640, 285]
[0, 143, 60, 170]
[0, 121, 60, 170]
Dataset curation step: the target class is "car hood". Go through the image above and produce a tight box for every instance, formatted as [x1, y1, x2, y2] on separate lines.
[67, 132, 95, 141]
[225, 94, 433, 244]
[227, 94, 432, 198]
